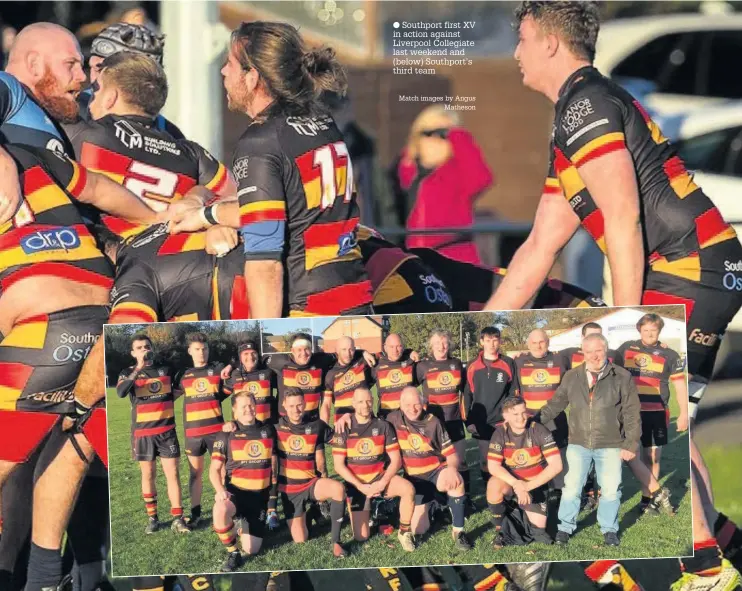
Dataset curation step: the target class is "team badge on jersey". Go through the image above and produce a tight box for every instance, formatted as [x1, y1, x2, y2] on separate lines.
[372, 428, 379, 436]
[208, 368, 214, 376]
[261, 430, 268, 439]
[158, 368, 166, 377]
[305, 427, 312, 435]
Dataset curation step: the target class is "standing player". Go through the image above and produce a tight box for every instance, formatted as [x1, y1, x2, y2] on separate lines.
[170, 21, 373, 318]
[415, 330, 471, 505]
[487, 397, 563, 547]
[618, 314, 688, 516]
[210, 391, 278, 572]
[331, 387, 416, 551]
[464, 327, 520, 487]
[514, 329, 570, 510]
[387, 387, 472, 551]
[276, 388, 347, 558]
[321, 336, 375, 424]
[175, 332, 228, 529]
[223, 340, 278, 425]
[373, 333, 418, 419]
[484, 3, 742, 584]
[116, 334, 190, 535]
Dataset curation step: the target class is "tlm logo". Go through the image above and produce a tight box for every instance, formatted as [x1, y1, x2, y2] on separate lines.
[286, 116, 321, 137]
[496, 373, 504, 382]
[114, 120, 143, 149]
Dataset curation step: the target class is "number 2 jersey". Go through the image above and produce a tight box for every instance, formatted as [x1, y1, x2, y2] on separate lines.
[233, 106, 372, 315]
[71, 114, 228, 238]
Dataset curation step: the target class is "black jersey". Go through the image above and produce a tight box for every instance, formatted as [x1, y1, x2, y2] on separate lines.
[223, 365, 278, 424]
[116, 364, 175, 438]
[108, 223, 248, 324]
[233, 106, 372, 315]
[617, 340, 685, 412]
[0, 145, 113, 300]
[323, 351, 375, 422]
[548, 66, 742, 290]
[212, 420, 276, 492]
[174, 362, 227, 438]
[415, 357, 465, 423]
[266, 352, 336, 418]
[72, 114, 228, 238]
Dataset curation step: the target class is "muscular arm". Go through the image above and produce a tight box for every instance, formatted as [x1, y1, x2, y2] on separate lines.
[72, 339, 106, 408]
[484, 191, 579, 310]
[380, 448, 403, 488]
[320, 392, 333, 425]
[578, 150, 643, 305]
[316, 447, 328, 478]
[524, 451, 563, 492]
[209, 458, 226, 494]
[488, 460, 519, 487]
[332, 452, 364, 489]
[78, 170, 160, 225]
[244, 260, 284, 318]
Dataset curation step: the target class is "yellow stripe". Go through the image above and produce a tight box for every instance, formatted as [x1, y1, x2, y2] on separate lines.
[650, 254, 701, 282]
[0, 385, 22, 410]
[557, 166, 585, 199]
[284, 468, 315, 480]
[137, 409, 174, 422]
[239, 200, 286, 215]
[186, 408, 222, 421]
[182, 233, 207, 252]
[288, 310, 320, 317]
[374, 271, 415, 306]
[526, 399, 548, 409]
[700, 226, 738, 249]
[669, 173, 699, 200]
[0, 320, 48, 349]
[205, 163, 226, 190]
[171, 313, 200, 322]
[304, 177, 321, 210]
[638, 385, 661, 395]
[26, 185, 70, 214]
[304, 245, 361, 271]
[212, 266, 221, 320]
[88, 167, 125, 185]
[111, 301, 158, 322]
[230, 476, 269, 490]
[66, 160, 81, 194]
[0, 236, 103, 272]
[570, 132, 626, 165]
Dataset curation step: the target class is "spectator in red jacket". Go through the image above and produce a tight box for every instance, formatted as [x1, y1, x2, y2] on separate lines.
[397, 106, 493, 265]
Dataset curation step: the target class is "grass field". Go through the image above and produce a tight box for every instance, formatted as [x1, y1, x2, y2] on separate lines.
[107, 387, 693, 578]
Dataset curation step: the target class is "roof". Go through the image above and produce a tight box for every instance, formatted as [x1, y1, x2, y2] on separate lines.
[322, 315, 384, 336]
[675, 102, 742, 137]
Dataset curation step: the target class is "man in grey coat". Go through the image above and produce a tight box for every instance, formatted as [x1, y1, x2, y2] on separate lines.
[537, 333, 641, 547]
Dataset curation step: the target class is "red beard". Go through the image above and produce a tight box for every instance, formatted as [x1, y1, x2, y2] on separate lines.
[34, 67, 81, 124]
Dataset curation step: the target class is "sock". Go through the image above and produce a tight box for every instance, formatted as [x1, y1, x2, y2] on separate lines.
[448, 494, 466, 529]
[25, 542, 63, 591]
[681, 539, 723, 577]
[330, 499, 345, 544]
[76, 560, 106, 591]
[144, 493, 157, 519]
[214, 523, 239, 553]
[715, 513, 742, 553]
[399, 520, 411, 534]
[191, 504, 202, 520]
[461, 470, 471, 495]
[584, 560, 644, 590]
[481, 469, 491, 485]
[473, 569, 505, 590]
[489, 502, 506, 531]
[171, 507, 183, 519]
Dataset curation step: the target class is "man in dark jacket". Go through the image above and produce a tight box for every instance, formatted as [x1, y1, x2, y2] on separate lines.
[538, 333, 641, 547]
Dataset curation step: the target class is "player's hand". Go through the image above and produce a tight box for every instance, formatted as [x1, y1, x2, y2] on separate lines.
[362, 350, 377, 367]
[511, 351, 524, 359]
[439, 466, 462, 490]
[215, 489, 231, 503]
[205, 226, 238, 257]
[620, 449, 636, 462]
[409, 350, 420, 362]
[167, 207, 209, 234]
[333, 413, 353, 433]
[222, 421, 238, 433]
[0, 185, 21, 225]
[367, 480, 386, 498]
[221, 365, 233, 380]
[676, 413, 689, 433]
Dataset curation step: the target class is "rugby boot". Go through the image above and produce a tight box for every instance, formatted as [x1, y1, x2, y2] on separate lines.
[670, 559, 742, 591]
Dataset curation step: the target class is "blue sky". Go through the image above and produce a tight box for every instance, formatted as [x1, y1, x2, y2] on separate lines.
[259, 317, 336, 337]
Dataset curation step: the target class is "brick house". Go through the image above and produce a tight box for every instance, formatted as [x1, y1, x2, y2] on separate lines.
[322, 316, 384, 354]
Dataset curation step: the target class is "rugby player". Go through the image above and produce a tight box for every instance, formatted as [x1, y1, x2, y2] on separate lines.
[0, 144, 162, 591]
[210, 391, 278, 572]
[276, 388, 347, 558]
[223, 340, 278, 425]
[486, 3, 742, 584]
[415, 330, 473, 509]
[373, 333, 418, 419]
[617, 314, 687, 516]
[386, 386, 472, 550]
[321, 336, 375, 424]
[464, 327, 520, 486]
[488, 396, 563, 547]
[72, 51, 234, 239]
[331, 387, 416, 551]
[116, 334, 190, 535]
[174, 332, 228, 529]
[169, 21, 373, 318]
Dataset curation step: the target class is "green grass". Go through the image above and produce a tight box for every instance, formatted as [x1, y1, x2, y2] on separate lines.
[107, 387, 693, 578]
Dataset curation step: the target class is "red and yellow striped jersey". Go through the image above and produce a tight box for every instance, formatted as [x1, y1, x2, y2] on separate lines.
[488, 423, 559, 481]
[617, 340, 685, 412]
[515, 352, 570, 413]
[0, 146, 113, 299]
[276, 416, 332, 494]
[332, 416, 399, 484]
[175, 363, 226, 438]
[559, 347, 620, 369]
[212, 420, 276, 492]
[373, 353, 417, 413]
[223, 366, 278, 423]
[324, 353, 375, 423]
[267, 353, 335, 419]
[416, 357, 465, 422]
[117, 365, 175, 438]
[386, 410, 454, 478]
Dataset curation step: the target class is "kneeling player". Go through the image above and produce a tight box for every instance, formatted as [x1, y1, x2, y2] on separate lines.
[487, 397, 563, 548]
[210, 392, 277, 572]
[387, 387, 472, 551]
[332, 388, 416, 551]
[277, 389, 348, 558]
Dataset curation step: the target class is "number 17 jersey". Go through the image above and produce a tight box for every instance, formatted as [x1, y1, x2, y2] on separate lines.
[71, 114, 228, 238]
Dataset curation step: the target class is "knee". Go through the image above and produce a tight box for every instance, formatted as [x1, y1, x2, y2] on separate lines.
[332, 482, 345, 502]
[401, 480, 415, 499]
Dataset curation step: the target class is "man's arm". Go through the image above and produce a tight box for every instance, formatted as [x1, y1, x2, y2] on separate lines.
[209, 441, 228, 494]
[315, 447, 328, 478]
[115, 366, 139, 399]
[319, 391, 333, 425]
[0, 145, 22, 226]
[244, 260, 284, 319]
[438, 423, 459, 471]
[524, 452, 563, 491]
[487, 433, 519, 487]
[538, 376, 571, 426]
[331, 442, 365, 490]
[484, 189, 580, 310]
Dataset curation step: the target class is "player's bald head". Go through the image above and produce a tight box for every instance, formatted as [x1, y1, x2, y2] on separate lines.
[9, 23, 80, 66]
[338, 336, 354, 348]
[384, 333, 404, 361]
[527, 328, 549, 358]
[353, 387, 372, 402]
[527, 328, 549, 344]
[336, 336, 356, 364]
[400, 386, 422, 406]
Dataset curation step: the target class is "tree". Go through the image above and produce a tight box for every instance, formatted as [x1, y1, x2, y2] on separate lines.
[498, 310, 548, 351]
[282, 327, 311, 351]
